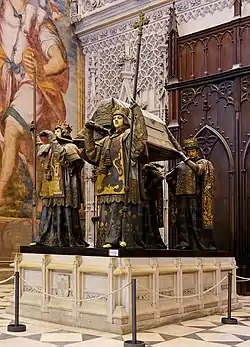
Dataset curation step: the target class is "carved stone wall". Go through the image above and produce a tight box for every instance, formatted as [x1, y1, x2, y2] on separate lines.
[81, 12, 169, 119]
[73, 0, 235, 244]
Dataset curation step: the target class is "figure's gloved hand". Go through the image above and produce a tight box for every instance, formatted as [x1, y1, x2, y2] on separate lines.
[165, 163, 181, 182]
[85, 120, 96, 129]
[165, 170, 173, 182]
[30, 121, 35, 132]
[179, 150, 189, 162]
[85, 120, 110, 136]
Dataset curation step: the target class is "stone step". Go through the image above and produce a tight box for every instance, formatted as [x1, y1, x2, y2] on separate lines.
[0, 287, 14, 290]
[0, 283, 15, 311]
[0, 291, 13, 295]
[0, 296, 12, 301]
[0, 301, 11, 307]
[0, 286, 14, 290]
[0, 294, 9, 299]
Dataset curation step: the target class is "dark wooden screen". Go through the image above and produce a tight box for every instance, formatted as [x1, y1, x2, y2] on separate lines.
[179, 82, 235, 251]
[167, 6, 250, 294]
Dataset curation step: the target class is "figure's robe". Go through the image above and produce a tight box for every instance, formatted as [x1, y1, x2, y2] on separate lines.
[167, 158, 215, 250]
[84, 105, 148, 248]
[35, 139, 88, 247]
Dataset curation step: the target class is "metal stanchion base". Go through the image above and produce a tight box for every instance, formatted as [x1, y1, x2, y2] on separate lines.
[7, 323, 26, 332]
[124, 340, 145, 347]
[221, 317, 238, 324]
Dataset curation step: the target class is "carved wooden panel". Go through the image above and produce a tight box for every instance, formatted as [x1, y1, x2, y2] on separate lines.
[240, 75, 250, 264]
[179, 30, 234, 81]
[178, 82, 235, 250]
[167, 12, 250, 294]
[178, 17, 250, 82]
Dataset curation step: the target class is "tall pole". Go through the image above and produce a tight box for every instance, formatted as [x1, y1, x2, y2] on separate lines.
[32, 66, 37, 240]
[121, 12, 149, 243]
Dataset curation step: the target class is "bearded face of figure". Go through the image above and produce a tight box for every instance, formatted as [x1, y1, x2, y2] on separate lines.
[112, 114, 124, 130]
[54, 127, 62, 137]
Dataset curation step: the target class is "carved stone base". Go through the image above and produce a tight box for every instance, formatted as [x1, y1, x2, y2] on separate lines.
[7, 251, 240, 334]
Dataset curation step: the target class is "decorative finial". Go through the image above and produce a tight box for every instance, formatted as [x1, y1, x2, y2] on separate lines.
[168, 1, 178, 34]
[133, 12, 149, 33]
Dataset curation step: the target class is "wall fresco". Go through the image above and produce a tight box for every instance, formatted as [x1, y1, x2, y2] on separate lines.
[0, 0, 80, 218]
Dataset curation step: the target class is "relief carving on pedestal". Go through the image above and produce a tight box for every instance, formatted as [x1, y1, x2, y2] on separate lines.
[51, 273, 73, 298]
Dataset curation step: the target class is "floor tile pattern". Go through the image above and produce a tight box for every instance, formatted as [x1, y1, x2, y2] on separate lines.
[0, 284, 250, 346]
[0, 312, 249, 346]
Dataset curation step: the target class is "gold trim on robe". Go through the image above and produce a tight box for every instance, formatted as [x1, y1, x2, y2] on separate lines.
[170, 158, 215, 229]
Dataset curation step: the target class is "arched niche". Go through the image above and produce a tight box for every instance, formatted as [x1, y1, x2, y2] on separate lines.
[194, 125, 235, 250]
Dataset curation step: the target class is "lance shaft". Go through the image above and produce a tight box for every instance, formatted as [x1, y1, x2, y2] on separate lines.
[32, 66, 37, 240]
[121, 12, 149, 243]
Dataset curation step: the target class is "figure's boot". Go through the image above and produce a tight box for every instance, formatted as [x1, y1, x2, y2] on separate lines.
[173, 227, 191, 250]
[103, 243, 113, 248]
[173, 242, 191, 250]
[194, 228, 217, 251]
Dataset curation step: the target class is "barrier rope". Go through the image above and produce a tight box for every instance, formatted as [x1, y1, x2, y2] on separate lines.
[234, 274, 250, 283]
[20, 275, 131, 302]
[0, 275, 14, 285]
[136, 275, 228, 299]
[19, 274, 228, 302]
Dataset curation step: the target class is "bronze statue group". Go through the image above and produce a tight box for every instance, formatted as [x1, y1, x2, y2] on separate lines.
[30, 99, 217, 251]
[30, 13, 217, 252]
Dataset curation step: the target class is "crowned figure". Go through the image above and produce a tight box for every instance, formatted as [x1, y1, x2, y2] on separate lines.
[31, 121, 88, 247]
[83, 101, 148, 248]
[166, 138, 217, 251]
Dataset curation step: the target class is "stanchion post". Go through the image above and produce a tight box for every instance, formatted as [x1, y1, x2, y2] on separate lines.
[124, 279, 145, 347]
[132, 278, 137, 344]
[221, 271, 238, 324]
[7, 271, 26, 332]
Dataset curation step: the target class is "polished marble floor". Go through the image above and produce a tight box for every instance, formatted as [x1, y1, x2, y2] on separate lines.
[0, 308, 249, 346]
[0, 296, 249, 346]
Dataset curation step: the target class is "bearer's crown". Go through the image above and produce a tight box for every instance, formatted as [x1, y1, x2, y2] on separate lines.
[55, 121, 72, 135]
[112, 106, 129, 118]
[55, 121, 73, 142]
[183, 138, 199, 150]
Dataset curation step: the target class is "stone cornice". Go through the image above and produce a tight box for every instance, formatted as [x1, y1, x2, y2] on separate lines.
[77, 7, 169, 48]
[75, 0, 171, 36]
[75, 0, 233, 45]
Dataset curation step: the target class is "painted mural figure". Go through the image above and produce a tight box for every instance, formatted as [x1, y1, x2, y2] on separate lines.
[166, 138, 217, 251]
[0, 0, 68, 205]
[31, 122, 88, 247]
[84, 101, 148, 248]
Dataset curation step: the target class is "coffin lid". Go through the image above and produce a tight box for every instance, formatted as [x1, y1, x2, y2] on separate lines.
[74, 98, 180, 161]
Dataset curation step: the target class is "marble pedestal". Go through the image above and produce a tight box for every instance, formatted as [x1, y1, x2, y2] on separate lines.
[7, 248, 240, 334]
